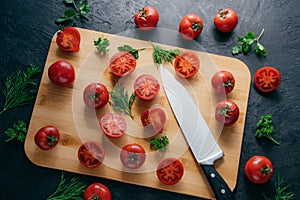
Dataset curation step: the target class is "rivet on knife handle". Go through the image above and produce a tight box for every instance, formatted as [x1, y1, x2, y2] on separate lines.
[200, 164, 236, 200]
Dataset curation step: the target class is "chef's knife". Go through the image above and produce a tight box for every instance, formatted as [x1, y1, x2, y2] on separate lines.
[160, 65, 235, 200]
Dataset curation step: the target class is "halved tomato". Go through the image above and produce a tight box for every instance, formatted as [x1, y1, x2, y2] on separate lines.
[141, 107, 166, 134]
[134, 74, 160, 100]
[56, 27, 80, 52]
[109, 52, 136, 77]
[78, 141, 105, 168]
[156, 158, 184, 185]
[99, 113, 127, 138]
[254, 66, 281, 92]
[174, 51, 200, 78]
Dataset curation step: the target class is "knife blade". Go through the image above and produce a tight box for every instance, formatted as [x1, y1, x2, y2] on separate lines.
[160, 65, 235, 200]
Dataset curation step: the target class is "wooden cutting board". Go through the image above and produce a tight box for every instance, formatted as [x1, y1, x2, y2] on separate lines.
[24, 28, 251, 199]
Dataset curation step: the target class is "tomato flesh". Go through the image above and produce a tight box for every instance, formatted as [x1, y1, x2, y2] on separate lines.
[141, 107, 166, 134]
[156, 158, 184, 185]
[120, 143, 146, 169]
[174, 51, 200, 78]
[78, 141, 105, 168]
[109, 52, 136, 77]
[134, 74, 160, 100]
[56, 27, 80, 52]
[84, 183, 112, 200]
[100, 113, 127, 138]
[254, 66, 281, 92]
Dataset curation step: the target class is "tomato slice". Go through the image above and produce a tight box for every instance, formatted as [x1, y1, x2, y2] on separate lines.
[156, 158, 184, 185]
[109, 52, 136, 77]
[100, 113, 127, 138]
[174, 51, 200, 78]
[141, 107, 166, 134]
[254, 66, 281, 92]
[78, 141, 105, 168]
[56, 27, 80, 52]
[134, 74, 160, 100]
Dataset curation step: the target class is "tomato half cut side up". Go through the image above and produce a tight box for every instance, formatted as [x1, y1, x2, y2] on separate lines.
[99, 113, 127, 138]
[141, 107, 166, 134]
[109, 52, 136, 77]
[56, 27, 81, 52]
[78, 141, 105, 168]
[156, 158, 184, 185]
[254, 66, 281, 92]
[174, 51, 200, 78]
[134, 74, 160, 100]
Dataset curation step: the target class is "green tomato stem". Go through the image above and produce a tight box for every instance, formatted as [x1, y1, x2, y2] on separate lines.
[256, 28, 265, 41]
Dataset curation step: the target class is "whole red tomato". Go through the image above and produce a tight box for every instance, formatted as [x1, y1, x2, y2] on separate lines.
[156, 158, 184, 185]
[254, 66, 281, 93]
[174, 51, 200, 78]
[211, 70, 235, 94]
[141, 107, 166, 134]
[48, 60, 75, 86]
[215, 99, 239, 126]
[78, 141, 105, 168]
[134, 6, 159, 30]
[214, 8, 238, 32]
[179, 14, 204, 40]
[109, 52, 136, 77]
[134, 74, 160, 100]
[56, 27, 80, 52]
[120, 143, 146, 169]
[244, 155, 274, 184]
[83, 83, 109, 109]
[100, 113, 127, 138]
[34, 125, 60, 150]
[84, 183, 112, 200]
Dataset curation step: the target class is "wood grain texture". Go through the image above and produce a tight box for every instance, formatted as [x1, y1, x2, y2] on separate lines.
[24, 28, 251, 199]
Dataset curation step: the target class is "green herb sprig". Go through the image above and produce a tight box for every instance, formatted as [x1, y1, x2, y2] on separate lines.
[5, 120, 27, 143]
[55, 0, 90, 26]
[263, 175, 294, 200]
[117, 45, 145, 59]
[0, 64, 41, 116]
[47, 171, 86, 200]
[150, 135, 169, 152]
[256, 114, 280, 145]
[149, 41, 181, 65]
[94, 37, 110, 54]
[232, 28, 267, 56]
[109, 83, 136, 119]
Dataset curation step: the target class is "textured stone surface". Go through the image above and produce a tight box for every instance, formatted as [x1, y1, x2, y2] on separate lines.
[0, 0, 299, 199]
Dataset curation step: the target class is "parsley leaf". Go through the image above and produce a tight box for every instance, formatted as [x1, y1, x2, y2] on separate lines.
[150, 135, 169, 152]
[256, 114, 280, 145]
[117, 45, 145, 59]
[5, 120, 27, 143]
[94, 37, 110, 53]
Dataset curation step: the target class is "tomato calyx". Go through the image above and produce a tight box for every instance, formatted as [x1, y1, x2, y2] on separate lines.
[138, 7, 147, 19]
[91, 194, 100, 200]
[218, 9, 229, 18]
[87, 92, 100, 101]
[127, 152, 139, 164]
[218, 105, 235, 117]
[192, 21, 203, 32]
[260, 165, 273, 176]
[47, 135, 59, 146]
[223, 79, 234, 90]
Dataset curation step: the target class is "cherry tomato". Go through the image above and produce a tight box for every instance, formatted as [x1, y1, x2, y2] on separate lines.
[215, 100, 239, 126]
[120, 143, 146, 169]
[156, 158, 184, 185]
[83, 83, 109, 109]
[99, 113, 127, 138]
[179, 14, 204, 40]
[254, 66, 281, 93]
[211, 70, 235, 94]
[34, 125, 60, 150]
[244, 155, 274, 184]
[78, 141, 105, 168]
[56, 27, 80, 52]
[134, 74, 160, 100]
[174, 51, 200, 78]
[109, 52, 136, 77]
[141, 107, 166, 134]
[48, 60, 75, 86]
[84, 183, 112, 200]
[214, 8, 238, 33]
[134, 6, 159, 30]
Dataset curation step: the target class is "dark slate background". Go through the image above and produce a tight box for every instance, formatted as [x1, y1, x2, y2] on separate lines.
[0, 0, 299, 199]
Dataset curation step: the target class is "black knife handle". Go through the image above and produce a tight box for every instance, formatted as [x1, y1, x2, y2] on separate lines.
[200, 164, 236, 200]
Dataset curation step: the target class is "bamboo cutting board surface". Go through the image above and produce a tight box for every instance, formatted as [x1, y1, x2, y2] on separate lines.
[24, 28, 251, 199]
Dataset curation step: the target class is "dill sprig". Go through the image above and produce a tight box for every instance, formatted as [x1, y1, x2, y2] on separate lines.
[149, 41, 181, 65]
[263, 175, 294, 200]
[0, 64, 41, 116]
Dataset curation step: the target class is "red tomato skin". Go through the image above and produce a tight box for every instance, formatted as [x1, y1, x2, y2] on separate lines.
[214, 8, 238, 33]
[215, 100, 239, 126]
[244, 156, 274, 184]
[254, 66, 281, 92]
[134, 74, 160, 100]
[156, 158, 184, 185]
[134, 6, 159, 30]
[56, 27, 80, 52]
[78, 141, 105, 168]
[174, 51, 200, 78]
[179, 14, 204, 40]
[83, 83, 109, 109]
[100, 113, 127, 138]
[120, 144, 146, 169]
[48, 60, 75, 86]
[109, 52, 136, 77]
[84, 183, 112, 200]
[34, 126, 60, 150]
[141, 107, 166, 134]
[211, 70, 235, 94]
